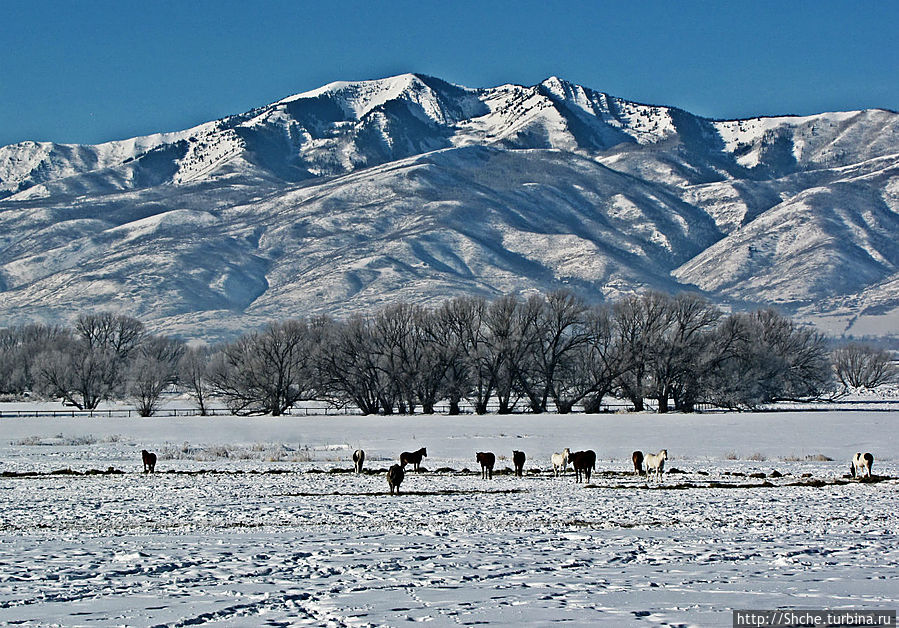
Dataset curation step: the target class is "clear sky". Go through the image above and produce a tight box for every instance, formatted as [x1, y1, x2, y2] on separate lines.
[2, 0, 897, 147]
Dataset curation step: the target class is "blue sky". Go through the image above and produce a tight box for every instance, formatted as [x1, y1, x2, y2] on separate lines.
[2, 0, 897, 146]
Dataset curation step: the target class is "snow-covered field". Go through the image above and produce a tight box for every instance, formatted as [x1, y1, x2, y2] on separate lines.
[1, 410, 897, 626]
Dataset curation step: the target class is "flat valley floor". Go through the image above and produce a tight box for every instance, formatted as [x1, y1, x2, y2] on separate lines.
[1, 411, 896, 626]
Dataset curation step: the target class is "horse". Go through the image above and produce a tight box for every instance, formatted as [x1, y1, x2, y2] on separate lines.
[644, 449, 668, 481]
[400, 447, 427, 471]
[512, 450, 526, 477]
[353, 449, 365, 473]
[387, 464, 405, 495]
[632, 450, 644, 475]
[476, 452, 496, 480]
[551, 448, 570, 476]
[141, 450, 157, 473]
[570, 450, 596, 483]
[851, 452, 874, 478]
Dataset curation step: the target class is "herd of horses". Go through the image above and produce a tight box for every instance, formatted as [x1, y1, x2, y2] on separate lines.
[365, 446, 668, 493]
[137, 446, 877, 494]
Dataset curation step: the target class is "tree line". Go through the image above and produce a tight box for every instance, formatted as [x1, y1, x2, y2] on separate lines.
[0, 292, 895, 416]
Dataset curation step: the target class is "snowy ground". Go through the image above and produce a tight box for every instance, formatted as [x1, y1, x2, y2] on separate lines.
[1, 410, 897, 627]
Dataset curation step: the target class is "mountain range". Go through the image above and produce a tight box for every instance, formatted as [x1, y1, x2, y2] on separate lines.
[1, 73, 897, 341]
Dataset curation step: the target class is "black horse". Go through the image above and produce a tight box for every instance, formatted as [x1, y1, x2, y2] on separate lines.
[570, 450, 596, 483]
[512, 450, 526, 477]
[476, 452, 496, 480]
[400, 447, 427, 471]
[141, 450, 157, 473]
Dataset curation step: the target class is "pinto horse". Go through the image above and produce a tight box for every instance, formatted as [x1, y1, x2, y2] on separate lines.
[353, 449, 365, 473]
[644, 449, 668, 481]
[512, 450, 526, 477]
[387, 464, 405, 495]
[632, 450, 644, 475]
[551, 448, 570, 476]
[400, 447, 427, 471]
[851, 452, 874, 478]
[476, 452, 496, 480]
[570, 450, 596, 483]
[141, 450, 157, 473]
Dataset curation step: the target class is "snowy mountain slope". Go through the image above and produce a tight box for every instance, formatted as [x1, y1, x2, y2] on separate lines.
[1, 73, 898, 339]
[0, 146, 722, 340]
[674, 161, 899, 305]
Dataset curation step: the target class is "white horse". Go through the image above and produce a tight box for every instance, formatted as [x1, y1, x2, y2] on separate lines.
[551, 448, 570, 476]
[644, 449, 668, 481]
[851, 452, 874, 478]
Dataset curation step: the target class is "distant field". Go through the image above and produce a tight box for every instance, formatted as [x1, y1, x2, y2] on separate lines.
[1, 411, 896, 626]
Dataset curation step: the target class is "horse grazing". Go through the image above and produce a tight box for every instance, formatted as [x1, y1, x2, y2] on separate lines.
[512, 450, 526, 477]
[400, 447, 427, 471]
[570, 450, 596, 483]
[632, 450, 644, 475]
[476, 452, 496, 480]
[551, 448, 570, 476]
[387, 464, 405, 495]
[141, 450, 157, 473]
[851, 452, 874, 478]
[353, 449, 365, 474]
[644, 449, 668, 481]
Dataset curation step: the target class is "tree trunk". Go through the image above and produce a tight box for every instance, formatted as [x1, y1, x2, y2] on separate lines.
[583, 395, 603, 414]
[657, 395, 668, 414]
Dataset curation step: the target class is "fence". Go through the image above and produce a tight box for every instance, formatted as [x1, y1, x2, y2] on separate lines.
[1, 399, 897, 419]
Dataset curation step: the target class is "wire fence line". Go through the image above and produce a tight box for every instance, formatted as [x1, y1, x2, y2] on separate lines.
[2, 400, 897, 419]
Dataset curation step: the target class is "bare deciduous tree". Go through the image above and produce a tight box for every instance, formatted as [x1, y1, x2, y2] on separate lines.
[179, 346, 213, 415]
[612, 292, 672, 411]
[127, 335, 185, 416]
[703, 309, 833, 409]
[832, 343, 897, 389]
[207, 319, 317, 415]
[648, 293, 721, 413]
[35, 335, 121, 410]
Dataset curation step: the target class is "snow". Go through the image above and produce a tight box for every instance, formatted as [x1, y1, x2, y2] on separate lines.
[713, 112, 860, 157]
[1, 74, 899, 340]
[103, 209, 220, 242]
[1, 409, 896, 626]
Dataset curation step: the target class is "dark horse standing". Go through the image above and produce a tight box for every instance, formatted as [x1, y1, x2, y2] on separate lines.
[141, 450, 157, 473]
[476, 452, 496, 480]
[387, 464, 405, 495]
[512, 450, 526, 477]
[353, 449, 365, 473]
[400, 447, 427, 471]
[570, 450, 596, 483]
[632, 450, 644, 475]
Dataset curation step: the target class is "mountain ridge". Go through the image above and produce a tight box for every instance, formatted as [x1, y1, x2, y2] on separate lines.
[1, 74, 897, 341]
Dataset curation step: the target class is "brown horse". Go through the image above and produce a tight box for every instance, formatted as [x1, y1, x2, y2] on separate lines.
[141, 450, 157, 473]
[476, 452, 496, 480]
[570, 450, 596, 483]
[400, 447, 427, 471]
[512, 450, 526, 477]
[353, 449, 365, 473]
[387, 464, 405, 495]
[632, 450, 644, 475]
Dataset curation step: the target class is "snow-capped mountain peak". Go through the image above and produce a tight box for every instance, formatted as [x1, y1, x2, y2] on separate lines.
[1, 74, 898, 340]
